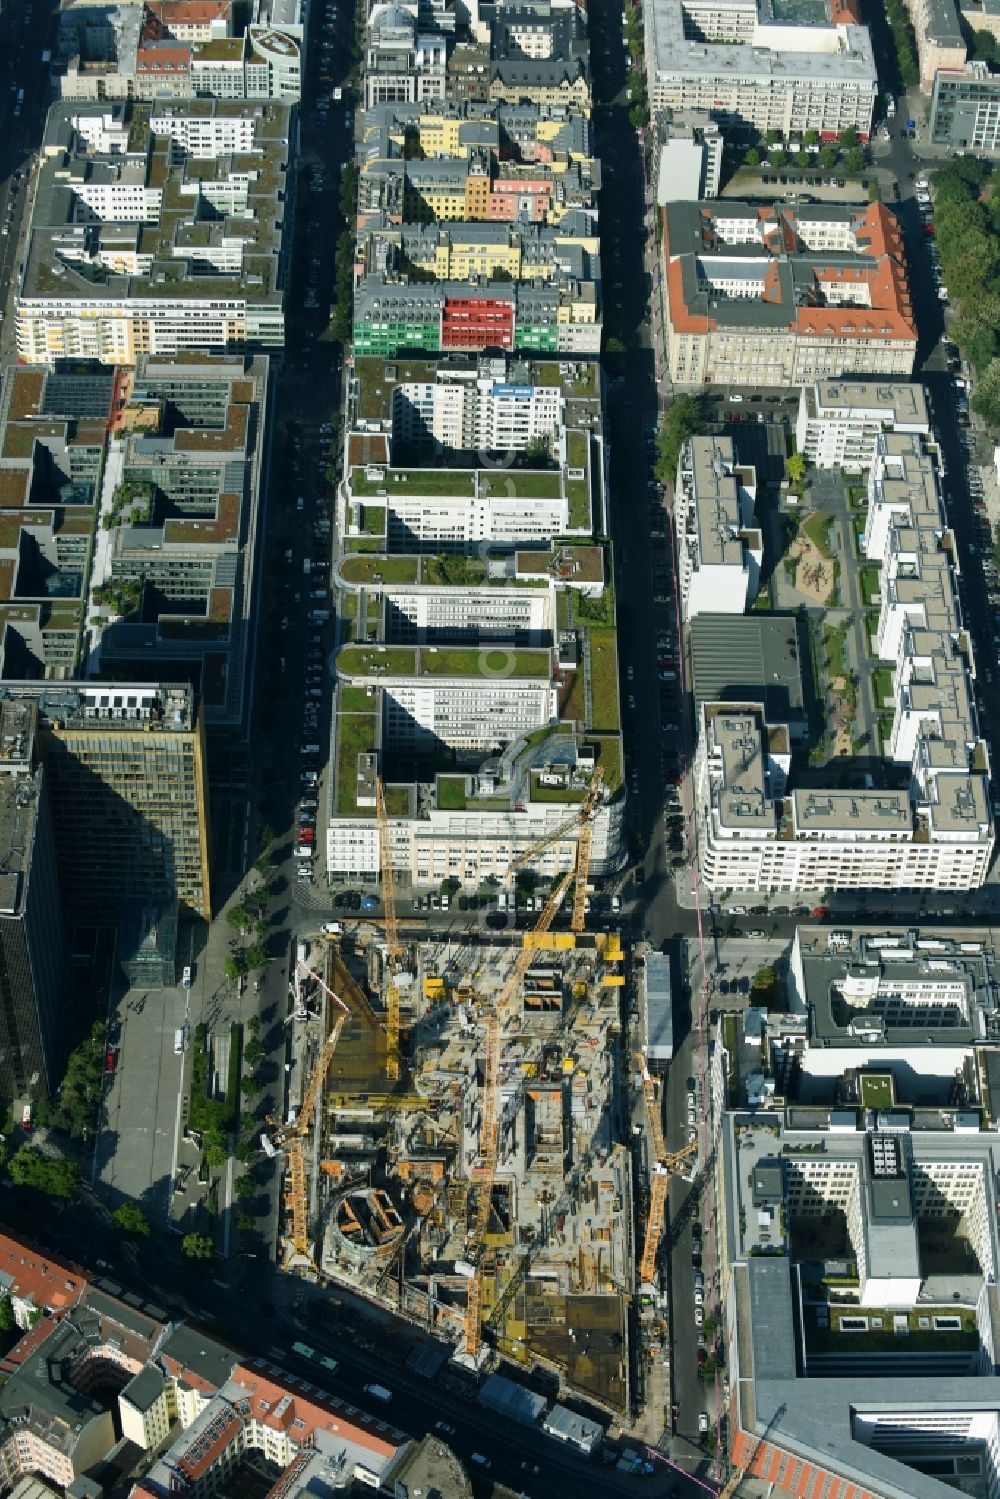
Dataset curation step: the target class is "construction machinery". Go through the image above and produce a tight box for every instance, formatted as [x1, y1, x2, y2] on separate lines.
[638, 1054, 698, 1291]
[274, 995, 348, 1265]
[375, 776, 403, 1081]
[509, 767, 604, 935]
[464, 870, 575, 1358]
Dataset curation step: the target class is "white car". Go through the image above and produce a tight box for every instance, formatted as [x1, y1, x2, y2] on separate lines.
[694, 1306, 704, 1327]
[728, 393, 744, 403]
[698, 1412, 710, 1434]
[694, 1288, 704, 1306]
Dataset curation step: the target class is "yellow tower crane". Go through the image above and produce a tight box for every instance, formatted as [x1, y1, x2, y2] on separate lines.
[510, 766, 604, 934]
[376, 776, 404, 1082]
[464, 869, 575, 1359]
[276, 1003, 348, 1262]
[638, 1055, 697, 1291]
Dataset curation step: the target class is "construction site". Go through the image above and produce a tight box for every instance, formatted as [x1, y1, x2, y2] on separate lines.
[271, 778, 650, 1416]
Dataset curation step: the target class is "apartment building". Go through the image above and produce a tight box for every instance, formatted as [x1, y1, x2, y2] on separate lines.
[357, 215, 600, 288]
[16, 100, 291, 366]
[0, 362, 115, 678]
[386, 365, 564, 454]
[0, 1260, 412, 1499]
[796, 379, 931, 470]
[0, 700, 67, 1111]
[901, 0, 967, 93]
[56, 0, 304, 101]
[715, 1100, 1000, 1499]
[353, 273, 601, 356]
[643, 0, 877, 138]
[364, 1, 448, 110]
[662, 200, 917, 387]
[929, 62, 1000, 152]
[487, 0, 591, 113]
[343, 426, 594, 543]
[692, 432, 992, 892]
[359, 100, 599, 211]
[651, 111, 723, 202]
[674, 435, 760, 617]
[783, 923, 1000, 1101]
[335, 643, 557, 755]
[0, 682, 211, 920]
[87, 354, 268, 731]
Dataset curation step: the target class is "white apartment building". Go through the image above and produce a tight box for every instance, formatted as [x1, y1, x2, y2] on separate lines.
[335, 645, 557, 754]
[16, 100, 289, 364]
[796, 380, 931, 471]
[643, 0, 878, 138]
[365, 4, 448, 110]
[663, 200, 917, 388]
[675, 434, 760, 618]
[327, 790, 626, 884]
[692, 433, 993, 892]
[390, 374, 563, 453]
[149, 106, 257, 155]
[381, 583, 553, 643]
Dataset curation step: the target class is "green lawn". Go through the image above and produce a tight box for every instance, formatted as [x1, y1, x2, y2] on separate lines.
[859, 564, 881, 607]
[385, 786, 411, 816]
[530, 772, 586, 804]
[824, 624, 848, 682]
[561, 669, 586, 725]
[872, 666, 894, 706]
[350, 467, 475, 498]
[339, 685, 374, 712]
[437, 775, 469, 810]
[592, 734, 623, 793]
[859, 1073, 893, 1109]
[338, 645, 417, 677]
[479, 470, 562, 500]
[419, 647, 551, 678]
[589, 628, 620, 731]
[804, 510, 835, 559]
[361, 505, 386, 536]
[340, 555, 419, 585]
[805, 1305, 978, 1355]
[335, 709, 377, 816]
[355, 357, 437, 419]
[421, 555, 487, 587]
[566, 475, 590, 529]
[345, 537, 383, 553]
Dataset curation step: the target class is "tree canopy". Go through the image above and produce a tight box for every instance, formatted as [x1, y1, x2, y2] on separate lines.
[654, 395, 705, 487]
[113, 1202, 151, 1236]
[182, 1233, 214, 1260]
[9, 1147, 79, 1199]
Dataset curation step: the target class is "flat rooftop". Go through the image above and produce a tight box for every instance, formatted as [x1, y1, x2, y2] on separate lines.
[21, 100, 290, 307]
[690, 614, 805, 727]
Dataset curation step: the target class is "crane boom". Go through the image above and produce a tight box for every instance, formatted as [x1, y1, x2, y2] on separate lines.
[638, 1052, 697, 1289]
[465, 870, 573, 1357]
[509, 767, 604, 882]
[375, 776, 402, 1081]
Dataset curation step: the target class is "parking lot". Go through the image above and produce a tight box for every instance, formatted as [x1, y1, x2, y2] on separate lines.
[95, 981, 190, 1223]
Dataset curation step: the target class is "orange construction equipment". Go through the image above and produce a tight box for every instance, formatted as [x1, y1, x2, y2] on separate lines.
[510, 767, 604, 918]
[464, 870, 574, 1358]
[638, 1055, 697, 1290]
[375, 776, 403, 1081]
[276, 1004, 348, 1262]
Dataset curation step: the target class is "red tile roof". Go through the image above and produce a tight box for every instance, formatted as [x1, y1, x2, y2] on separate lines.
[0, 1232, 87, 1317]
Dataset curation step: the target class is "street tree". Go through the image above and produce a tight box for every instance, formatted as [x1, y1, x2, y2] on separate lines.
[244, 1039, 266, 1069]
[226, 903, 252, 932]
[245, 943, 269, 973]
[181, 1233, 214, 1261]
[743, 148, 760, 168]
[844, 148, 865, 173]
[768, 148, 786, 168]
[234, 1175, 256, 1200]
[9, 1148, 79, 1199]
[236, 1212, 254, 1233]
[654, 394, 704, 486]
[0, 1295, 14, 1332]
[786, 452, 807, 486]
[818, 146, 837, 169]
[224, 955, 246, 984]
[113, 1202, 151, 1236]
[972, 358, 1000, 425]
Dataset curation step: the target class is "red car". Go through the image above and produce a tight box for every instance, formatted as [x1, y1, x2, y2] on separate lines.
[810, 905, 829, 918]
[105, 1048, 117, 1074]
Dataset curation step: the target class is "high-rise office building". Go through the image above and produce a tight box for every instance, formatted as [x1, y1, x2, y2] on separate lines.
[0, 682, 211, 921]
[0, 699, 67, 1109]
